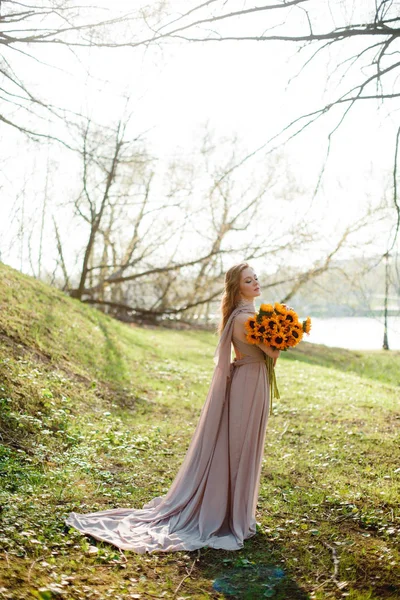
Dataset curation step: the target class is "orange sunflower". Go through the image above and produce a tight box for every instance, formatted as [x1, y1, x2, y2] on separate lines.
[260, 303, 274, 314]
[303, 316, 312, 334]
[273, 302, 287, 315]
[244, 314, 258, 335]
[286, 335, 298, 347]
[269, 332, 288, 350]
[290, 325, 304, 344]
[260, 314, 279, 331]
[280, 323, 293, 337]
[282, 308, 298, 325]
[246, 329, 262, 345]
[245, 303, 310, 350]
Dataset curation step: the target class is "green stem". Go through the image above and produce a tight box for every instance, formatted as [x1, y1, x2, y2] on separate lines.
[264, 355, 280, 415]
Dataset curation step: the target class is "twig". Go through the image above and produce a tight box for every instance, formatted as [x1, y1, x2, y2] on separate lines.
[118, 548, 127, 563]
[173, 549, 201, 598]
[322, 541, 347, 589]
[92, 563, 128, 568]
[312, 579, 328, 592]
[334, 514, 354, 524]
[279, 421, 289, 438]
[28, 556, 45, 584]
[2, 551, 10, 568]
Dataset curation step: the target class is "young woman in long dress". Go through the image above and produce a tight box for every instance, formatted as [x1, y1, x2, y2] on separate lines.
[65, 262, 280, 553]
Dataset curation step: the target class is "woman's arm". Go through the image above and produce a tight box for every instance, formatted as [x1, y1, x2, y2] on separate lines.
[256, 340, 280, 361]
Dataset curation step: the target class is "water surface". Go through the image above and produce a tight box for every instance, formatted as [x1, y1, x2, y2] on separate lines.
[307, 316, 400, 350]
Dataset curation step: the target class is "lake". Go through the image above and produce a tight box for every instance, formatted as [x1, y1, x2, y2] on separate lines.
[306, 316, 400, 350]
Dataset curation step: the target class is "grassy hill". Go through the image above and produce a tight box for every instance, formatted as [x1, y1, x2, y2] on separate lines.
[0, 262, 399, 600]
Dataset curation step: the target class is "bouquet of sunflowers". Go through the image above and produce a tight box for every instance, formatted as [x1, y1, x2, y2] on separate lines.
[244, 302, 312, 414]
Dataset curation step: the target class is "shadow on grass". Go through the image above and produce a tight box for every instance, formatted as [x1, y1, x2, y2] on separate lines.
[196, 535, 309, 600]
[64, 528, 310, 599]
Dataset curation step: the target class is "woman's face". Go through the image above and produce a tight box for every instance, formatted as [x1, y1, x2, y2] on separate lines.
[239, 267, 261, 300]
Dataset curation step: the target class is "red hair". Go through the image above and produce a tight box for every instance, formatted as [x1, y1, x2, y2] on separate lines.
[217, 262, 251, 336]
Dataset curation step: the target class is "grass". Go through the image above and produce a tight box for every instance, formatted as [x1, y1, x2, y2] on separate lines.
[284, 342, 400, 387]
[0, 261, 399, 600]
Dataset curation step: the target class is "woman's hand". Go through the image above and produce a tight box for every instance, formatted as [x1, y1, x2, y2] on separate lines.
[258, 341, 280, 362]
[268, 348, 280, 363]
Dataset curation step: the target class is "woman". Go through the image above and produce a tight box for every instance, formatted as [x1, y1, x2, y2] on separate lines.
[65, 262, 280, 553]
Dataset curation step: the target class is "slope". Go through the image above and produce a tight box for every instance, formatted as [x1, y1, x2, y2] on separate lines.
[0, 262, 399, 600]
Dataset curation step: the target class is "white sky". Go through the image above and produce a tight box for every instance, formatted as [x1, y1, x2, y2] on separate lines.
[1, 0, 399, 274]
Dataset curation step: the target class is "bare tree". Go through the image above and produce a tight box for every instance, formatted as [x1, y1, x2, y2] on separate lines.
[138, 2, 400, 114]
[127, 2, 400, 244]
[53, 121, 383, 325]
[71, 118, 126, 300]
[0, 1, 165, 141]
[116, 1, 400, 340]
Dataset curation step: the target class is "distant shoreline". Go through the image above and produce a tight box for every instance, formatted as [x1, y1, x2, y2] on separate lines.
[309, 310, 400, 318]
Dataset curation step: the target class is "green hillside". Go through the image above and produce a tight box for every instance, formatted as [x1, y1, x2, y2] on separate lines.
[0, 262, 399, 600]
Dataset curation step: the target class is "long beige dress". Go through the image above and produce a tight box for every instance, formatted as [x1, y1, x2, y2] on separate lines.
[65, 302, 270, 553]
